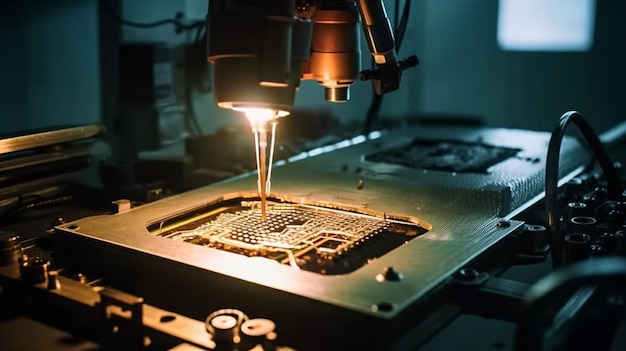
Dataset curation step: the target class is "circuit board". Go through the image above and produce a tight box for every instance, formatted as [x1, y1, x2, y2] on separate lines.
[157, 198, 428, 275]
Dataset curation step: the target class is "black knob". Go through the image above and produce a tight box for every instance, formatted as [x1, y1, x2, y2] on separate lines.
[205, 309, 248, 347]
[241, 318, 277, 350]
[0, 230, 21, 266]
[19, 256, 51, 285]
[562, 233, 591, 264]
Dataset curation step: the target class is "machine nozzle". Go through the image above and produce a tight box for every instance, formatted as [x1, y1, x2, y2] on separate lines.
[324, 86, 350, 102]
[303, 3, 361, 103]
[236, 108, 284, 221]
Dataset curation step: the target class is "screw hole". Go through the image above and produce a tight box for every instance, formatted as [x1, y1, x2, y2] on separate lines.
[372, 302, 395, 313]
[160, 315, 176, 323]
[66, 225, 78, 230]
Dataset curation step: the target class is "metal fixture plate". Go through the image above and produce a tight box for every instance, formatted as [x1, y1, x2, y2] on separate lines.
[55, 125, 587, 340]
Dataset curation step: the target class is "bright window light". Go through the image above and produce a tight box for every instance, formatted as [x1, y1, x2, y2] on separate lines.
[497, 0, 596, 52]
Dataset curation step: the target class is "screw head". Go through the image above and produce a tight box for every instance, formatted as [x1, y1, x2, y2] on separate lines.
[497, 220, 511, 228]
[376, 266, 404, 282]
[456, 268, 479, 281]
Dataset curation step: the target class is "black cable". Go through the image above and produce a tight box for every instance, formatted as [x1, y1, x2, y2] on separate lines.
[545, 111, 623, 268]
[102, 1, 203, 31]
[363, 95, 383, 133]
[363, 1, 412, 133]
[515, 257, 626, 351]
[395, 1, 411, 51]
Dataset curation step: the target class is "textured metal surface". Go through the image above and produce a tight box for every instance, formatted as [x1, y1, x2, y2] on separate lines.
[366, 138, 521, 173]
[56, 125, 587, 323]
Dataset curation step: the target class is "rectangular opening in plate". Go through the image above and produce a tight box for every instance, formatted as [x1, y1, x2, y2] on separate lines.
[366, 139, 520, 173]
[148, 195, 429, 275]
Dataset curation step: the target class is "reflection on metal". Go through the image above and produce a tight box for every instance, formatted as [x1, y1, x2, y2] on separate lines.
[54, 125, 588, 349]
[0, 124, 104, 155]
[151, 194, 429, 275]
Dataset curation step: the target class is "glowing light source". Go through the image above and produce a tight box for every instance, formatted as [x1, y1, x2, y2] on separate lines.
[497, 0, 596, 52]
[234, 107, 289, 221]
[234, 107, 289, 131]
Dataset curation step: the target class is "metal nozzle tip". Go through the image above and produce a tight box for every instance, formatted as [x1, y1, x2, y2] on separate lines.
[325, 87, 350, 102]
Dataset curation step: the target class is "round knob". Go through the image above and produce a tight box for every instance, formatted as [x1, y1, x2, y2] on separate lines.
[19, 256, 50, 285]
[205, 309, 248, 346]
[0, 230, 21, 266]
[241, 318, 277, 350]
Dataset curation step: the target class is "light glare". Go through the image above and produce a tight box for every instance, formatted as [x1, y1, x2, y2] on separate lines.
[497, 0, 596, 52]
[233, 107, 289, 126]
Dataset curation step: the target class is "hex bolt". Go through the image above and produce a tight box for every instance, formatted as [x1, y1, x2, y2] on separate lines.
[19, 257, 50, 285]
[376, 266, 404, 282]
[497, 220, 511, 228]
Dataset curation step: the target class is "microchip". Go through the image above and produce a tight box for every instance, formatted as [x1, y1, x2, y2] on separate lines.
[156, 197, 428, 275]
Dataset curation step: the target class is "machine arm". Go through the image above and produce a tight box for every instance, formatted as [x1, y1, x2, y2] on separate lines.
[356, 0, 419, 95]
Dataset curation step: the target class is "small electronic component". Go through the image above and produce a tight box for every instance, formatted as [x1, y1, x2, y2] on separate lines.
[154, 196, 428, 275]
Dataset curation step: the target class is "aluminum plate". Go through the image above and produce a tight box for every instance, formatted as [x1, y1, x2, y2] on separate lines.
[55, 125, 588, 347]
